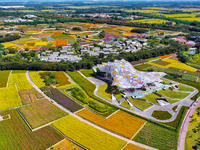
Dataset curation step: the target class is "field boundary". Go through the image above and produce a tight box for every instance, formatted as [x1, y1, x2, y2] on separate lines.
[131, 121, 147, 139]
[7, 70, 12, 88]
[51, 124, 88, 150]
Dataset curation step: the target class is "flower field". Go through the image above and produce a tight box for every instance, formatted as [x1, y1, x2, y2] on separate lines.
[0, 84, 22, 110]
[0, 109, 64, 150]
[147, 58, 197, 72]
[53, 115, 127, 150]
[41, 86, 83, 112]
[2, 42, 21, 50]
[123, 143, 148, 150]
[47, 139, 84, 150]
[29, 71, 46, 87]
[9, 71, 33, 91]
[76, 109, 146, 138]
[18, 99, 68, 128]
[131, 19, 170, 24]
[51, 71, 71, 86]
[133, 122, 178, 150]
[0, 70, 11, 87]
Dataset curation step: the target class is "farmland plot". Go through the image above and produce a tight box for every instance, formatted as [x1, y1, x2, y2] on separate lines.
[9, 71, 33, 91]
[0, 84, 21, 110]
[29, 71, 46, 87]
[0, 109, 64, 150]
[76, 109, 146, 138]
[18, 99, 68, 128]
[53, 115, 127, 150]
[0, 70, 11, 87]
[133, 122, 178, 150]
[41, 86, 83, 112]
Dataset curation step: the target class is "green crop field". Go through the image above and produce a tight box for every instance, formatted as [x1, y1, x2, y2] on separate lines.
[0, 70, 10, 87]
[18, 99, 68, 128]
[9, 71, 33, 91]
[53, 115, 127, 150]
[0, 84, 21, 110]
[29, 71, 46, 87]
[134, 64, 152, 70]
[133, 122, 178, 150]
[0, 109, 64, 150]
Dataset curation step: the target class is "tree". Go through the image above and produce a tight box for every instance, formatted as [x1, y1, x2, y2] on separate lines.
[72, 42, 80, 54]
[99, 53, 104, 58]
[25, 48, 29, 51]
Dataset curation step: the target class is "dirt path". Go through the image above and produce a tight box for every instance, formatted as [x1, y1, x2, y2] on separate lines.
[26, 71, 158, 150]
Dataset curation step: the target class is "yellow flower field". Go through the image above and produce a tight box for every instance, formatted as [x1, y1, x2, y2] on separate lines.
[176, 17, 200, 22]
[35, 42, 47, 46]
[148, 58, 196, 72]
[29, 71, 46, 87]
[131, 19, 169, 24]
[76, 109, 146, 139]
[2, 42, 21, 50]
[124, 143, 148, 150]
[9, 71, 33, 91]
[53, 115, 127, 150]
[0, 84, 21, 110]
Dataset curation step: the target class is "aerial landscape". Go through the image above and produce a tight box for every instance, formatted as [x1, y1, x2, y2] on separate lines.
[1, 0, 200, 150]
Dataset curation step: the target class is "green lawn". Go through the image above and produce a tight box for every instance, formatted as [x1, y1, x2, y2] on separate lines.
[158, 89, 190, 99]
[97, 84, 112, 101]
[167, 98, 180, 104]
[177, 84, 194, 92]
[129, 97, 153, 110]
[151, 110, 172, 120]
[144, 93, 160, 105]
[80, 69, 97, 77]
[133, 122, 178, 150]
[120, 100, 131, 109]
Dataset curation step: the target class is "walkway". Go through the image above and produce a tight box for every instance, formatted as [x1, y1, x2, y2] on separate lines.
[178, 98, 200, 150]
[26, 71, 158, 150]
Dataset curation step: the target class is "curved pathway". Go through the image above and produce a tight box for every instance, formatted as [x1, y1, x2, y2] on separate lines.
[178, 97, 200, 150]
[26, 71, 158, 150]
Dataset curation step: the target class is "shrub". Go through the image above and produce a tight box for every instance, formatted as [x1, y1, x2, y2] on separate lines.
[70, 87, 89, 104]
[89, 101, 108, 113]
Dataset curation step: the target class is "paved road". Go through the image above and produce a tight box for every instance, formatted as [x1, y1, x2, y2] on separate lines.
[178, 98, 200, 150]
[26, 71, 158, 150]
